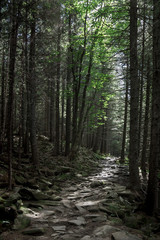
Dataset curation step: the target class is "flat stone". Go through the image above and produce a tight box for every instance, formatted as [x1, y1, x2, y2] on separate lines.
[62, 200, 72, 208]
[22, 227, 45, 236]
[80, 236, 91, 240]
[90, 181, 104, 188]
[69, 217, 86, 226]
[94, 225, 119, 237]
[52, 225, 66, 231]
[66, 186, 78, 192]
[75, 204, 87, 214]
[76, 200, 101, 208]
[80, 188, 91, 193]
[39, 200, 60, 206]
[112, 231, 142, 240]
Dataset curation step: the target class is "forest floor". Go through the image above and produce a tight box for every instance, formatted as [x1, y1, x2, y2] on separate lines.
[0, 136, 160, 240]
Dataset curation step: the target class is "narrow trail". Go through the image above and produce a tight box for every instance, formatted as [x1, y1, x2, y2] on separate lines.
[0, 158, 154, 240]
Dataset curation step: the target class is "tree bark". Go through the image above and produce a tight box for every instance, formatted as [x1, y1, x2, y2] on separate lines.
[146, 0, 160, 215]
[138, 3, 146, 157]
[141, 59, 151, 179]
[55, 24, 61, 155]
[29, 0, 38, 166]
[129, 0, 140, 190]
[7, 0, 19, 189]
[120, 60, 129, 164]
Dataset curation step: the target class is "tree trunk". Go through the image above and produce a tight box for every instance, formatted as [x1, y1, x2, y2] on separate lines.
[50, 77, 55, 143]
[146, 0, 160, 215]
[141, 59, 151, 179]
[0, 47, 5, 144]
[55, 24, 61, 155]
[129, 0, 140, 190]
[65, 14, 72, 156]
[7, 0, 19, 189]
[24, 0, 30, 155]
[29, 1, 38, 166]
[138, 3, 146, 157]
[120, 61, 129, 164]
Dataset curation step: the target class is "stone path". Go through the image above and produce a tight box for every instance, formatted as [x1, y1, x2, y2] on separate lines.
[0, 157, 154, 240]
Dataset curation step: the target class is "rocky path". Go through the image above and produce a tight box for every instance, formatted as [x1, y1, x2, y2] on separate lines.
[1, 157, 159, 240]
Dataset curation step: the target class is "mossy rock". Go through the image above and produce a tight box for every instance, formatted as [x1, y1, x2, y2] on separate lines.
[90, 181, 104, 188]
[14, 174, 27, 185]
[13, 215, 31, 230]
[108, 216, 123, 225]
[124, 216, 139, 229]
[22, 227, 45, 236]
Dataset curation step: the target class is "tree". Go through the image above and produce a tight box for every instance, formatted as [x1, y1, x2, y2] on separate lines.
[120, 58, 129, 163]
[129, 0, 140, 190]
[7, 0, 21, 188]
[146, 0, 160, 215]
[28, 0, 38, 166]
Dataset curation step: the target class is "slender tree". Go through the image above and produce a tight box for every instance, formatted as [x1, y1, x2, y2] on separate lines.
[29, 0, 38, 166]
[129, 0, 140, 190]
[120, 59, 129, 164]
[141, 59, 151, 179]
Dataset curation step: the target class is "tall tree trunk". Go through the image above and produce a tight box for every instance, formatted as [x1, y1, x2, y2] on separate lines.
[29, 1, 38, 166]
[55, 24, 61, 155]
[7, 0, 19, 189]
[146, 0, 160, 215]
[72, 2, 88, 146]
[24, 0, 30, 154]
[120, 61, 129, 164]
[61, 77, 65, 152]
[65, 15, 72, 156]
[0, 47, 5, 144]
[50, 77, 55, 143]
[138, 3, 146, 157]
[141, 59, 151, 179]
[129, 0, 140, 190]
[70, 37, 95, 158]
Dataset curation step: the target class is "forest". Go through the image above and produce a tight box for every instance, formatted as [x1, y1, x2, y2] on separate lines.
[0, 0, 160, 239]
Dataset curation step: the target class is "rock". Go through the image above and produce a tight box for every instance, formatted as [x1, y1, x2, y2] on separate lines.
[31, 190, 51, 200]
[80, 236, 91, 240]
[27, 202, 44, 209]
[26, 179, 39, 189]
[111, 231, 142, 240]
[118, 190, 135, 201]
[0, 205, 17, 221]
[22, 227, 45, 236]
[51, 195, 62, 201]
[13, 215, 31, 230]
[101, 202, 125, 218]
[76, 200, 101, 208]
[40, 178, 52, 187]
[90, 181, 104, 188]
[52, 225, 66, 231]
[0, 197, 5, 204]
[18, 188, 35, 200]
[55, 166, 73, 175]
[62, 199, 72, 208]
[7, 193, 21, 204]
[94, 225, 119, 237]
[108, 216, 123, 225]
[14, 174, 27, 185]
[69, 217, 86, 226]
[75, 204, 87, 214]
[106, 191, 118, 199]
[124, 216, 139, 229]
[38, 200, 60, 206]
[18, 187, 51, 201]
